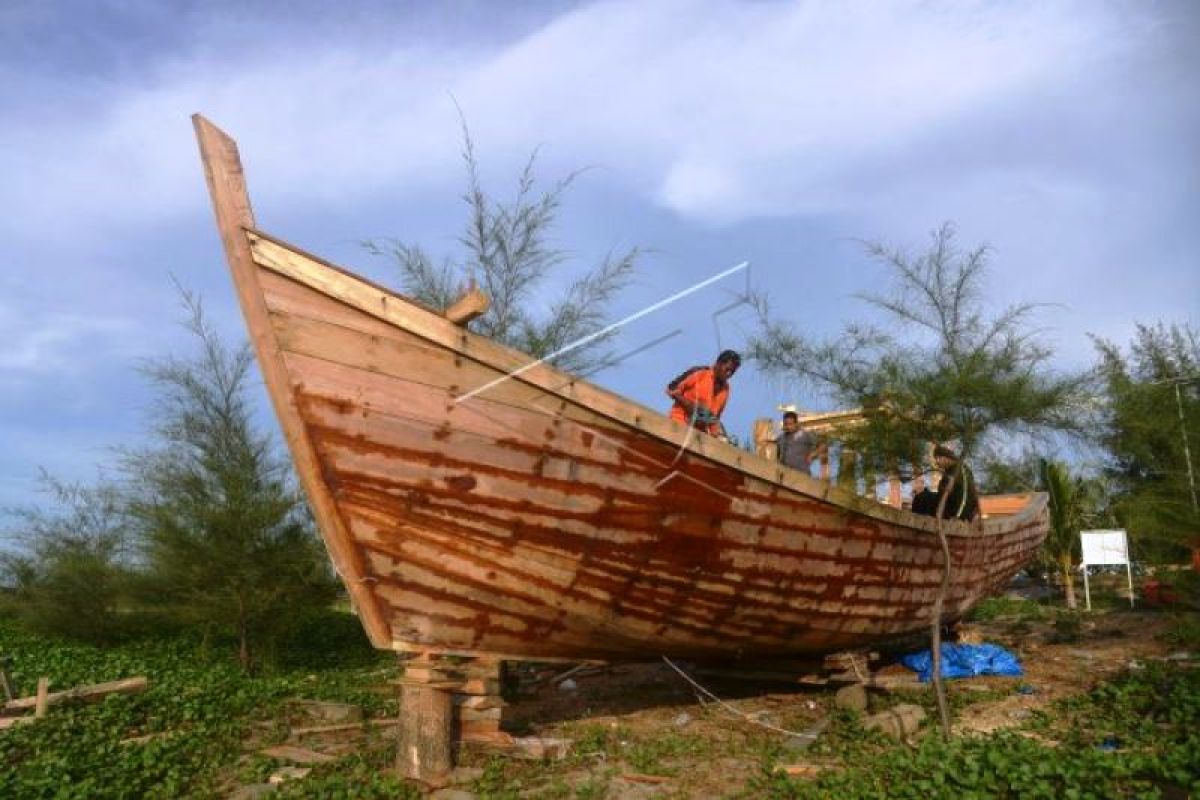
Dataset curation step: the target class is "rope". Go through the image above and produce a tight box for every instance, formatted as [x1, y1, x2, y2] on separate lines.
[661, 656, 819, 740]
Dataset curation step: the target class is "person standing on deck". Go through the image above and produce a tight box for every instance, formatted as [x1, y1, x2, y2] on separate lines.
[932, 444, 979, 521]
[776, 411, 818, 475]
[666, 350, 740, 438]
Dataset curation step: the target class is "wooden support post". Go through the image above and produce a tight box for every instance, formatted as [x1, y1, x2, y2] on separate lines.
[752, 419, 777, 461]
[455, 656, 506, 743]
[396, 654, 456, 788]
[34, 678, 49, 719]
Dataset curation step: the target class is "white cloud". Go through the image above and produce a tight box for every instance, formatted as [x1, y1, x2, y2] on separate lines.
[0, 304, 142, 375]
[0, 0, 1195, 510]
[1, 0, 1176, 241]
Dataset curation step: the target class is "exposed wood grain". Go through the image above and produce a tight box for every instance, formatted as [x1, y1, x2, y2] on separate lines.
[397, 671, 453, 786]
[34, 678, 48, 719]
[267, 338, 1043, 658]
[192, 121, 1048, 664]
[444, 286, 490, 325]
[251, 230, 1031, 537]
[192, 115, 389, 647]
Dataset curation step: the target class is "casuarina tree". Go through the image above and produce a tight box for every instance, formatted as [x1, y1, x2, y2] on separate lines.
[364, 116, 638, 375]
[749, 222, 1085, 733]
[0, 474, 133, 643]
[1092, 322, 1199, 562]
[122, 289, 337, 671]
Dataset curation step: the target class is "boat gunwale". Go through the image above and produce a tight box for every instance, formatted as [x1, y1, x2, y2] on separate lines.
[246, 226, 1048, 539]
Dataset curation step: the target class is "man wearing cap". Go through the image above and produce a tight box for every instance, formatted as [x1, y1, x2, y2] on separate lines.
[666, 350, 740, 438]
[931, 444, 979, 521]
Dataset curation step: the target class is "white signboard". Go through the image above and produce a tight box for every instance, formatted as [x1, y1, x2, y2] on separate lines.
[1080, 530, 1130, 566]
[1079, 529, 1134, 610]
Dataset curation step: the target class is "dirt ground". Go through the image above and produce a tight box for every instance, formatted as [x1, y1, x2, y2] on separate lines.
[230, 606, 1190, 798]
[466, 608, 1185, 798]
[951, 610, 1177, 736]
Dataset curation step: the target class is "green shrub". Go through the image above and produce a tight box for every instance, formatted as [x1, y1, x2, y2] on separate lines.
[0, 614, 403, 798]
[1160, 612, 1200, 650]
[967, 595, 1048, 622]
[273, 606, 379, 670]
[1050, 610, 1083, 643]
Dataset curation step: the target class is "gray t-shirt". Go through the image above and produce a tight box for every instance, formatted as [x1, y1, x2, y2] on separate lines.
[777, 430, 815, 472]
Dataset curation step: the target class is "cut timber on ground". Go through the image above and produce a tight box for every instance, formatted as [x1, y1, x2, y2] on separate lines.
[3, 676, 148, 716]
[258, 744, 336, 765]
[290, 719, 401, 738]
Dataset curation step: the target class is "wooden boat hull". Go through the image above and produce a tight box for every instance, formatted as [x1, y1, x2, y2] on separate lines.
[194, 116, 1049, 663]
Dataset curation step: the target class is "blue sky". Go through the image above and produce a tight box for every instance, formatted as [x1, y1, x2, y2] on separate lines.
[2, 0, 1197, 510]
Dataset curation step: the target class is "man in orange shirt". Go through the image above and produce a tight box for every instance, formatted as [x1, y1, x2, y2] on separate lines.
[666, 350, 741, 438]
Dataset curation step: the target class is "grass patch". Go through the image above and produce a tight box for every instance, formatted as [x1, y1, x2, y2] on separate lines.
[968, 595, 1050, 622]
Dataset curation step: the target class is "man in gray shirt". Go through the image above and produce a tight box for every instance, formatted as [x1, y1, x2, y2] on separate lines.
[776, 411, 817, 475]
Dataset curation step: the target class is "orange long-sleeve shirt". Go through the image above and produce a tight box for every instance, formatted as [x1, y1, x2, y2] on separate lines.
[666, 366, 729, 435]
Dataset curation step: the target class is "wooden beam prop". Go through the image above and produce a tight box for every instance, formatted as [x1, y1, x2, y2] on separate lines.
[444, 286, 490, 326]
[34, 678, 48, 718]
[752, 418, 777, 461]
[396, 654, 455, 787]
[4, 676, 148, 715]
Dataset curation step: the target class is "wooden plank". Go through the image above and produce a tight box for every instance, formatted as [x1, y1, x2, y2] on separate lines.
[250, 231, 1017, 536]
[5, 676, 147, 714]
[34, 678, 47, 718]
[444, 287, 490, 325]
[255, 236, 1049, 544]
[291, 719, 401, 737]
[259, 744, 337, 765]
[191, 115, 389, 647]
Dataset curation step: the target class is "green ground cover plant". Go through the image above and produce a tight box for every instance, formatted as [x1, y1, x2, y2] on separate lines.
[750, 661, 1199, 799]
[0, 614, 396, 799]
[3, 608, 1197, 799]
[967, 596, 1050, 623]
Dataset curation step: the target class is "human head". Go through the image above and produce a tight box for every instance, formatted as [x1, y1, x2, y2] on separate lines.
[933, 444, 958, 467]
[714, 350, 741, 382]
[782, 410, 799, 433]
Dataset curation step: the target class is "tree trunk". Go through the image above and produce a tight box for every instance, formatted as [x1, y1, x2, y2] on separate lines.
[237, 595, 251, 672]
[1060, 555, 1077, 610]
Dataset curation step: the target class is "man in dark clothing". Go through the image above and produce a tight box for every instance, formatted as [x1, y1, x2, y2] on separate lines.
[776, 411, 816, 474]
[932, 444, 979, 521]
[911, 485, 940, 516]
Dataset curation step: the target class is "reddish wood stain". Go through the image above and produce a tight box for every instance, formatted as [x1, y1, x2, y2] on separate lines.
[253, 246, 1048, 662]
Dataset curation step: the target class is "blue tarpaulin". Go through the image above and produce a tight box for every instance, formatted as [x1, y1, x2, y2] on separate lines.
[900, 643, 1024, 682]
